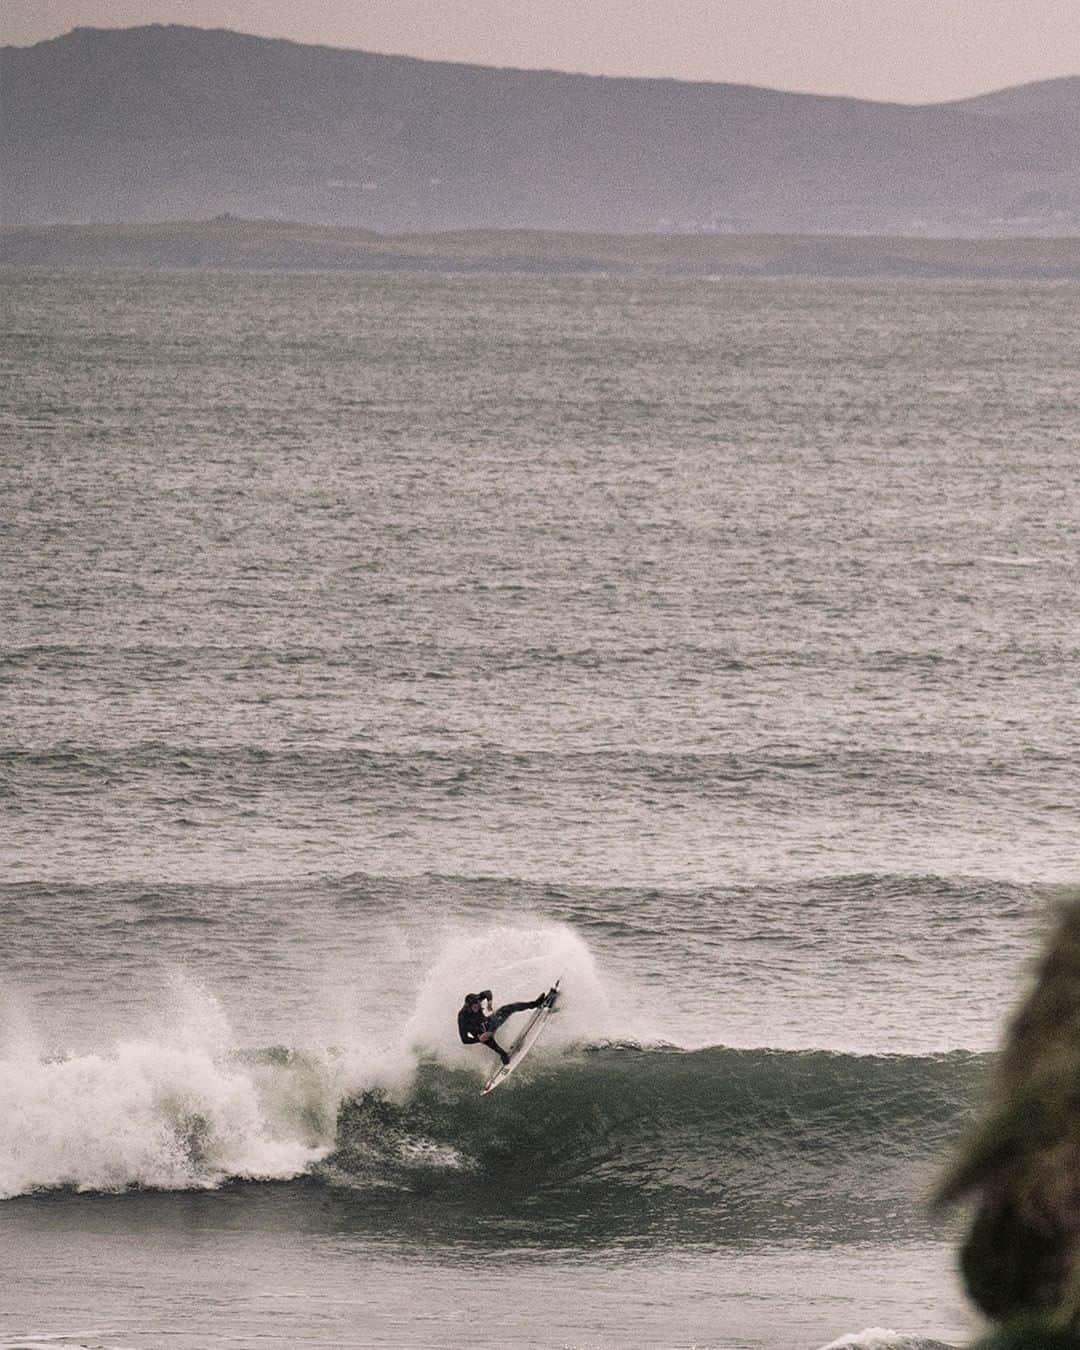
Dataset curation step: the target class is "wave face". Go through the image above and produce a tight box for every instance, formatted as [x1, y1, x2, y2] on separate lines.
[325, 1044, 985, 1245]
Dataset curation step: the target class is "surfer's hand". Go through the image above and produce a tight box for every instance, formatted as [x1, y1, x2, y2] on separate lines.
[478, 1031, 491, 1042]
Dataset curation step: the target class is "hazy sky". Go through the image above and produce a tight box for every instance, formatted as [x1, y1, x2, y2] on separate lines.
[2, 0, 1079, 103]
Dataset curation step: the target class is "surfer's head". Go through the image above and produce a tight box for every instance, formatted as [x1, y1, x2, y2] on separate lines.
[464, 993, 481, 1007]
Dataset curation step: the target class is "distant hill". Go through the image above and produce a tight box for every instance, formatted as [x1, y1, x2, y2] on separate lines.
[5, 218, 1079, 278]
[2, 25, 1078, 236]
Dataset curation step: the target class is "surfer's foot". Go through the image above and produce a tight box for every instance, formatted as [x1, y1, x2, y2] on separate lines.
[534, 992, 547, 1007]
[499, 1052, 510, 1065]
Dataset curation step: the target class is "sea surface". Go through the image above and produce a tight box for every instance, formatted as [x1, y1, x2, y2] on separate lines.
[2, 269, 1078, 1350]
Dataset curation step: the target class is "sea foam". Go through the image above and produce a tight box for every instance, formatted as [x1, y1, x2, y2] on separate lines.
[0, 975, 339, 1198]
[818, 1330, 956, 1350]
[398, 917, 651, 1066]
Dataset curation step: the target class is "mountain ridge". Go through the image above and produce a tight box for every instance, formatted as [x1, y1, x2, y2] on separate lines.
[15, 24, 1080, 109]
[3, 25, 1078, 236]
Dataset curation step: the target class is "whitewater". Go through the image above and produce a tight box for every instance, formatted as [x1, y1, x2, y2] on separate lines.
[3, 269, 1078, 1349]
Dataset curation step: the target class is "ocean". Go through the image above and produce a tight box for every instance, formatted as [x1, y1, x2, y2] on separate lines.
[2, 268, 1078, 1350]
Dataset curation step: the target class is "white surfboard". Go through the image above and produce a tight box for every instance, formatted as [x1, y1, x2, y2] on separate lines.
[480, 980, 560, 1095]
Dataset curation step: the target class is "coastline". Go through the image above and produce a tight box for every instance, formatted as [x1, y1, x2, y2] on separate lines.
[4, 217, 1080, 278]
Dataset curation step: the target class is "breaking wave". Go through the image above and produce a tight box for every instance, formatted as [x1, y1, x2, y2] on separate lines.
[3, 1024, 986, 1248]
[1, 925, 988, 1246]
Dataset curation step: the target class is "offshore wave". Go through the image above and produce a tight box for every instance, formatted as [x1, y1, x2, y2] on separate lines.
[4, 633, 1073, 674]
[3, 868, 1042, 938]
[4, 740, 1070, 785]
[3, 745, 1072, 848]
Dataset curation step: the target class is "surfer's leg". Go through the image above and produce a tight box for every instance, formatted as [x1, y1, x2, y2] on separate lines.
[486, 1037, 510, 1066]
[489, 1000, 534, 1030]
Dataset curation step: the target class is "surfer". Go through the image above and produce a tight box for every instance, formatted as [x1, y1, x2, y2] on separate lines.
[458, 989, 548, 1066]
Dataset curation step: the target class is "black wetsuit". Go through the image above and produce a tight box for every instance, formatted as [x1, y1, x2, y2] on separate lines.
[458, 991, 541, 1065]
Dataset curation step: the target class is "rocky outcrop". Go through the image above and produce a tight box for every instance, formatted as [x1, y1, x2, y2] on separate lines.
[939, 898, 1080, 1346]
